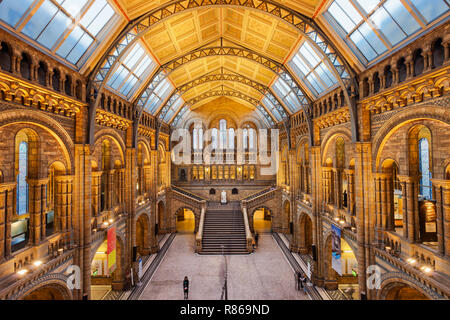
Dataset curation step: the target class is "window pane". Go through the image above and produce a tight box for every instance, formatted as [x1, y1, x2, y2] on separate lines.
[336, 0, 363, 25]
[60, 0, 88, 17]
[370, 6, 406, 45]
[355, 0, 380, 14]
[350, 29, 377, 61]
[383, 0, 420, 35]
[84, 3, 115, 36]
[37, 11, 71, 49]
[0, 0, 34, 27]
[66, 32, 93, 64]
[358, 22, 387, 55]
[409, 0, 448, 23]
[57, 26, 84, 58]
[22, 1, 58, 40]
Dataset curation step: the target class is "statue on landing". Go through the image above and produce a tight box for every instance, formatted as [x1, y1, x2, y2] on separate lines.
[221, 190, 227, 204]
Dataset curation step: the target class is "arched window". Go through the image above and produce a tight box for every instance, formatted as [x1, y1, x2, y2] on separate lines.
[373, 72, 380, 93]
[0, 42, 12, 72]
[20, 53, 31, 80]
[397, 58, 407, 83]
[38, 62, 47, 86]
[384, 65, 393, 88]
[248, 128, 256, 151]
[52, 69, 60, 91]
[228, 128, 235, 150]
[211, 128, 218, 150]
[419, 138, 432, 200]
[432, 38, 444, 68]
[65, 75, 72, 96]
[413, 49, 424, 76]
[243, 128, 248, 150]
[219, 119, 227, 150]
[17, 141, 29, 215]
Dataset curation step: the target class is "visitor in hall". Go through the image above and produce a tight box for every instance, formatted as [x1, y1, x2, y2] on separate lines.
[183, 276, 189, 300]
[255, 232, 259, 248]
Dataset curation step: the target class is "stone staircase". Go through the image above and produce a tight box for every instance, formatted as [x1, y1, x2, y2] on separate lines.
[200, 202, 249, 255]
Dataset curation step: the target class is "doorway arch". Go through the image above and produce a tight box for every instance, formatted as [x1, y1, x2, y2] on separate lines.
[252, 207, 272, 233]
[136, 214, 150, 256]
[175, 208, 196, 233]
[157, 201, 165, 234]
[21, 283, 71, 300]
[380, 281, 431, 300]
[299, 213, 313, 254]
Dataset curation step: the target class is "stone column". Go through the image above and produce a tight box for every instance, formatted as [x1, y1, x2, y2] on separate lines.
[55, 175, 73, 244]
[108, 170, 115, 210]
[322, 167, 332, 208]
[345, 169, 355, 215]
[399, 175, 419, 242]
[27, 178, 48, 244]
[431, 179, 450, 257]
[0, 183, 16, 261]
[91, 172, 102, 218]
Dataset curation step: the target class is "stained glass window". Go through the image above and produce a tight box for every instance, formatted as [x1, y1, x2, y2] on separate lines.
[324, 0, 449, 64]
[0, 0, 119, 67]
[17, 141, 28, 215]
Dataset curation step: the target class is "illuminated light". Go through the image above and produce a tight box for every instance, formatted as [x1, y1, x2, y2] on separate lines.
[421, 266, 432, 273]
[96, 251, 106, 255]
[17, 269, 28, 275]
[334, 217, 339, 222]
[108, 219, 114, 223]
[407, 258, 417, 265]
[103, 222, 109, 227]
[339, 220, 345, 225]
[33, 260, 43, 267]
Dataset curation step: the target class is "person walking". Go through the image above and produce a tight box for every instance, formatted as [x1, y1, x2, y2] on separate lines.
[300, 274, 307, 294]
[183, 276, 189, 300]
[255, 232, 259, 248]
[296, 271, 302, 291]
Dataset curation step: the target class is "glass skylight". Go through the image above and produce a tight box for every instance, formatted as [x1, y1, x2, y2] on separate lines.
[262, 97, 283, 122]
[0, 0, 118, 67]
[289, 41, 338, 96]
[161, 95, 184, 123]
[272, 77, 303, 113]
[324, 0, 449, 63]
[107, 42, 156, 99]
[143, 78, 174, 115]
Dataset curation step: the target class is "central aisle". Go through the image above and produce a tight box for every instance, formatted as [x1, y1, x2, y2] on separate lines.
[139, 234, 308, 300]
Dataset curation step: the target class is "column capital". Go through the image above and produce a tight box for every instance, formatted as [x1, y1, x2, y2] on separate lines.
[0, 182, 17, 192]
[431, 179, 450, 189]
[26, 178, 49, 186]
[397, 175, 419, 183]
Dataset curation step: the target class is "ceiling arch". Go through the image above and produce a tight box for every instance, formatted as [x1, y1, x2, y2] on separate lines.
[88, 0, 358, 145]
[156, 71, 290, 123]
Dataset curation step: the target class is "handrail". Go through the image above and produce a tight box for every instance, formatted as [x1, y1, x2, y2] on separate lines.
[241, 207, 253, 253]
[195, 205, 206, 253]
[171, 185, 205, 202]
[242, 186, 276, 202]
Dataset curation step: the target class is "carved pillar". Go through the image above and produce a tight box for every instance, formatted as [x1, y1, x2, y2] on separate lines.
[91, 172, 102, 218]
[27, 178, 48, 244]
[345, 169, 355, 215]
[55, 175, 73, 244]
[108, 170, 115, 210]
[431, 179, 450, 257]
[399, 175, 419, 242]
[322, 167, 332, 208]
[0, 183, 16, 261]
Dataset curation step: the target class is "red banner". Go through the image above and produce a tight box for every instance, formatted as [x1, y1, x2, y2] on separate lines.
[107, 227, 116, 274]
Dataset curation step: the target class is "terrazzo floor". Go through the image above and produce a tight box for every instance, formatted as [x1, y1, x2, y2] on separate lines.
[139, 233, 308, 300]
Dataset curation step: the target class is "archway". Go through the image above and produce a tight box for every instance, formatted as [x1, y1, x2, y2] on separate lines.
[22, 284, 70, 300]
[90, 239, 111, 300]
[176, 208, 195, 233]
[381, 283, 430, 300]
[283, 201, 292, 235]
[299, 213, 313, 254]
[253, 208, 272, 234]
[136, 214, 150, 256]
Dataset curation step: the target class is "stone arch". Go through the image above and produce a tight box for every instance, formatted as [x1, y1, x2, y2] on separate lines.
[174, 207, 198, 233]
[156, 200, 166, 234]
[93, 129, 126, 165]
[323, 232, 339, 290]
[0, 109, 74, 175]
[283, 200, 292, 234]
[11, 273, 72, 300]
[250, 206, 273, 234]
[378, 273, 441, 300]
[372, 105, 449, 172]
[321, 127, 353, 167]
[136, 213, 150, 256]
[298, 212, 313, 254]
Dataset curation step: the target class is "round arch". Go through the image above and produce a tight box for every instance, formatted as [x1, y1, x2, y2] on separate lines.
[175, 207, 197, 233]
[12, 274, 72, 300]
[298, 212, 313, 254]
[378, 274, 439, 300]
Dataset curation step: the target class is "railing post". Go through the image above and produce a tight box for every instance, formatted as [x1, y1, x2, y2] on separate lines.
[241, 203, 253, 253]
[195, 202, 206, 253]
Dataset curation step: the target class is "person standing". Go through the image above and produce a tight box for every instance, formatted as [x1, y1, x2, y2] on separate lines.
[300, 274, 307, 294]
[255, 232, 259, 248]
[183, 276, 189, 300]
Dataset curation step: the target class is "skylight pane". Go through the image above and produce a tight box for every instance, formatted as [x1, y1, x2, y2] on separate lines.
[355, 0, 380, 13]
[60, 0, 88, 17]
[85, 4, 115, 36]
[66, 33, 93, 64]
[328, 1, 356, 33]
[37, 11, 71, 49]
[350, 29, 377, 61]
[371, 7, 406, 45]
[291, 55, 310, 75]
[409, 0, 448, 22]
[300, 42, 321, 67]
[123, 44, 144, 69]
[384, 0, 420, 35]
[0, 0, 34, 27]
[358, 22, 387, 55]
[336, 0, 363, 25]
[56, 26, 84, 58]
[22, 1, 58, 40]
